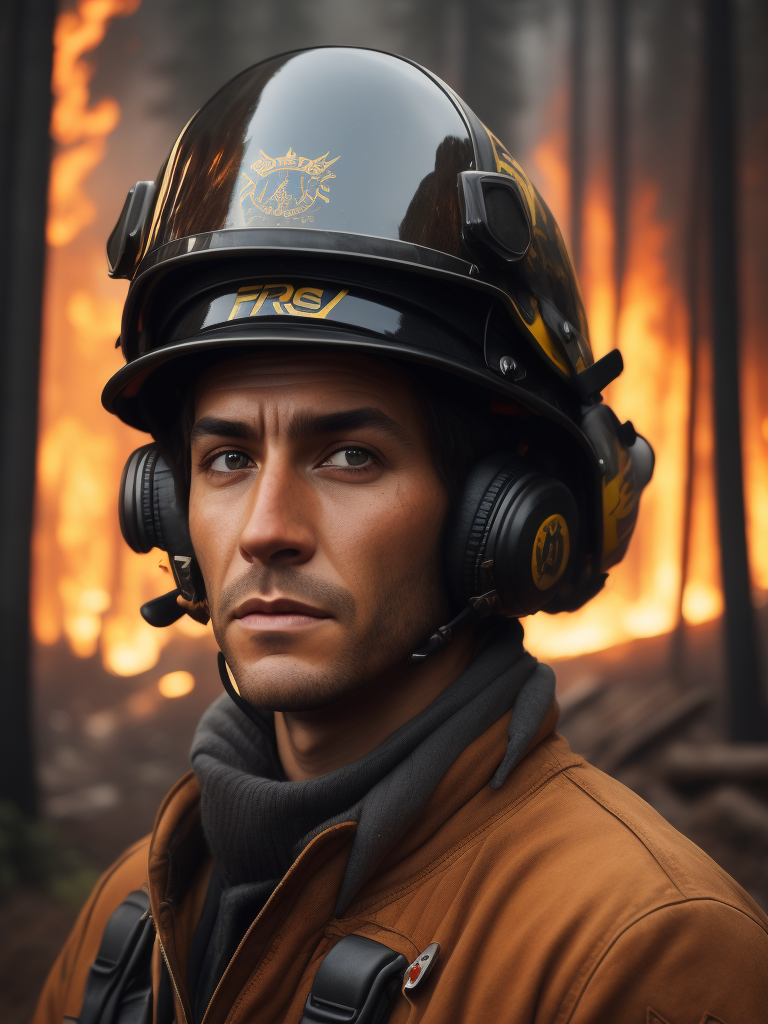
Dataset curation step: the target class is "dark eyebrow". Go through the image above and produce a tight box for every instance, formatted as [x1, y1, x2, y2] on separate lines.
[190, 417, 259, 444]
[190, 408, 412, 447]
[287, 407, 412, 446]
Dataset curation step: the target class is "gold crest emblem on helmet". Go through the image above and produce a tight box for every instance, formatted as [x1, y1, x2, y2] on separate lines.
[239, 148, 340, 223]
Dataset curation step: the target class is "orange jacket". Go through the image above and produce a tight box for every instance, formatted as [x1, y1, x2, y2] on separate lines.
[33, 707, 768, 1024]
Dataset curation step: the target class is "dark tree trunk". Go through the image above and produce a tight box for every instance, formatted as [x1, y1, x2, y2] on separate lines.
[0, 0, 56, 815]
[460, 0, 525, 143]
[612, 0, 629, 344]
[704, 0, 765, 740]
[570, 0, 587, 274]
[671, 112, 705, 680]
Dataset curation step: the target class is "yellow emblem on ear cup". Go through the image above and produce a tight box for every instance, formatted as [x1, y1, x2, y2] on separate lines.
[532, 514, 570, 591]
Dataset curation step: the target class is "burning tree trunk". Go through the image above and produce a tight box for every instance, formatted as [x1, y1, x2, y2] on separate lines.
[705, 0, 766, 740]
[0, 0, 57, 815]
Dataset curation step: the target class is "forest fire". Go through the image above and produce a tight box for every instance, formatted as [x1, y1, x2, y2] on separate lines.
[47, 0, 138, 247]
[34, 0, 211, 679]
[32, 8, 766, 676]
[524, 140, 728, 658]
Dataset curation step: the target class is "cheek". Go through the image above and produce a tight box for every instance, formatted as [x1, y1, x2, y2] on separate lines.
[188, 481, 242, 584]
[323, 475, 447, 582]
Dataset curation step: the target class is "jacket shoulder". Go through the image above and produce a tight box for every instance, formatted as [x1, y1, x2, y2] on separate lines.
[30, 834, 151, 1024]
[365, 732, 768, 1024]
[570, 896, 768, 1024]
[557, 747, 766, 919]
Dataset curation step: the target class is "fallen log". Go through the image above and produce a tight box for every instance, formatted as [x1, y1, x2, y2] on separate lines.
[661, 742, 768, 783]
[596, 687, 712, 773]
[685, 785, 768, 847]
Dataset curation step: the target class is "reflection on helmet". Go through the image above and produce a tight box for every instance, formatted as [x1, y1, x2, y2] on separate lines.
[142, 50, 473, 257]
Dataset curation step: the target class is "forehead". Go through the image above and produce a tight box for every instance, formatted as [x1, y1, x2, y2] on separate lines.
[194, 352, 416, 415]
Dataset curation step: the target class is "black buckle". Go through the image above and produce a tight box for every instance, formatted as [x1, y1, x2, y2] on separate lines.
[300, 935, 408, 1024]
[78, 889, 154, 1024]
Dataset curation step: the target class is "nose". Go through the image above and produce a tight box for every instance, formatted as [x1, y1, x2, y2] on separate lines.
[238, 455, 316, 568]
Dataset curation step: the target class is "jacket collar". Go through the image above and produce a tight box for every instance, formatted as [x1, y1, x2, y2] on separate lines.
[145, 700, 575, 1022]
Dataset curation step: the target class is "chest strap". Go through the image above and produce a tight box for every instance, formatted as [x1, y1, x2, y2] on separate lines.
[80, 899, 407, 1024]
[300, 934, 409, 1024]
[78, 889, 155, 1024]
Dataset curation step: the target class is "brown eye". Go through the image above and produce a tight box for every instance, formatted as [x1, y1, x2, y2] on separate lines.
[210, 450, 251, 472]
[324, 448, 372, 468]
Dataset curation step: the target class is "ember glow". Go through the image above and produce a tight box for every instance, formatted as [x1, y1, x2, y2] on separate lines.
[33, 13, 767, 676]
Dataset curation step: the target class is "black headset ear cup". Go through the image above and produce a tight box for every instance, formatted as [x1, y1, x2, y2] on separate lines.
[119, 443, 193, 555]
[447, 452, 579, 617]
[150, 454, 194, 554]
[446, 453, 530, 605]
[119, 444, 158, 552]
[490, 474, 579, 616]
[119, 444, 203, 607]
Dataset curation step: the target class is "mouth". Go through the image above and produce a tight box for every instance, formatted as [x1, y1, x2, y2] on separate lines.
[231, 596, 332, 632]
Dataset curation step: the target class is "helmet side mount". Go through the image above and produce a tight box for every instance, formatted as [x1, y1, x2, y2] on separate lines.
[107, 181, 155, 280]
[458, 171, 532, 265]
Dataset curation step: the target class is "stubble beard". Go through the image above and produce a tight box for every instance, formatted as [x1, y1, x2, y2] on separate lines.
[210, 560, 449, 713]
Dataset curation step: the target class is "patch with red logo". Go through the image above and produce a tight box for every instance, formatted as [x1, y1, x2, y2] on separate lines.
[403, 942, 440, 992]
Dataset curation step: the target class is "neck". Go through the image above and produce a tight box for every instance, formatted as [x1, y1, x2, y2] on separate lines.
[274, 629, 480, 781]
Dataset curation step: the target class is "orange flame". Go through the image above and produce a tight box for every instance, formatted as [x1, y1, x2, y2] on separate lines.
[34, 0, 214, 679]
[47, 0, 141, 248]
[524, 140, 728, 660]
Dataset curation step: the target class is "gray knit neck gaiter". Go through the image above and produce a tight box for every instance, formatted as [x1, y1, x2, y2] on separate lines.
[190, 618, 555, 914]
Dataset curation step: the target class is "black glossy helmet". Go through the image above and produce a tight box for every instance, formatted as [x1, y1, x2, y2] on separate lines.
[103, 46, 653, 615]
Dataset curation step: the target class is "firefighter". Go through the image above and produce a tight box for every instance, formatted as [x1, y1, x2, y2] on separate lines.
[34, 47, 768, 1024]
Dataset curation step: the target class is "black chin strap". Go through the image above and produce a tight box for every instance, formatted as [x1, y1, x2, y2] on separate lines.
[217, 653, 276, 737]
[408, 591, 499, 665]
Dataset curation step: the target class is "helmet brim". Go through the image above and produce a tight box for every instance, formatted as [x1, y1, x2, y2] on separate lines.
[102, 320, 594, 464]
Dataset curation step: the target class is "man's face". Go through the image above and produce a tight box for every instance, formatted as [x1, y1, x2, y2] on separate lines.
[189, 352, 451, 711]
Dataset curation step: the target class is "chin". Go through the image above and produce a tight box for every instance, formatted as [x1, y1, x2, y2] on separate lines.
[216, 622, 345, 704]
[214, 589, 445, 713]
[228, 652, 368, 712]
[220, 618, 424, 712]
